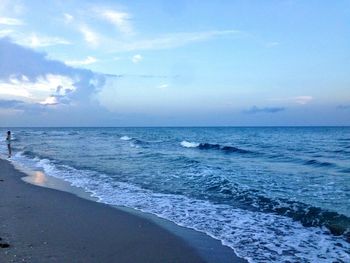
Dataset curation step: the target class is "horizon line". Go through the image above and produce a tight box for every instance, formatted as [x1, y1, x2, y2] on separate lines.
[1, 125, 349, 128]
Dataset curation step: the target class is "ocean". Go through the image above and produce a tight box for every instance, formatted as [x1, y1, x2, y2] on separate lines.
[1, 127, 349, 262]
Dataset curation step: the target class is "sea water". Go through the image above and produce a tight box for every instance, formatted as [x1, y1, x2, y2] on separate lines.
[1, 127, 349, 262]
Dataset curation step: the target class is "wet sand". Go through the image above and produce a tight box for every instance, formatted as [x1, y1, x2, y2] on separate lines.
[0, 159, 247, 262]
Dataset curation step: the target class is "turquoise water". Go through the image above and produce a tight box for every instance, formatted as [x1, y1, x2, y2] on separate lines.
[1, 127, 350, 262]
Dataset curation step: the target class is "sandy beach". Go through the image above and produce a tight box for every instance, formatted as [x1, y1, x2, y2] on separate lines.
[0, 158, 246, 263]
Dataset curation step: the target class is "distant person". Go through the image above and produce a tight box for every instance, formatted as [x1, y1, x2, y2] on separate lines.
[6, 131, 11, 158]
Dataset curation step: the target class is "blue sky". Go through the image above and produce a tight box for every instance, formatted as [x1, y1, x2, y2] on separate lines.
[0, 0, 349, 126]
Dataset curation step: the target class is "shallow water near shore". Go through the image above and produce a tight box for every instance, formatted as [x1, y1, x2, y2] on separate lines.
[1, 127, 350, 262]
[12, 164, 241, 263]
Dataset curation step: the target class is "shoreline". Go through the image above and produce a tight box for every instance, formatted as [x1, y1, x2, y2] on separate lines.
[0, 158, 247, 262]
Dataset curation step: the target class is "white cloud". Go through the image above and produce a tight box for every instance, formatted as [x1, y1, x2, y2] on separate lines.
[0, 0, 25, 16]
[40, 96, 58, 105]
[266, 41, 280, 48]
[98, 9, 133, 35]
[294, 96, 313, 105]
[0, 29, 13, 37]
[25, 33, 71, 48]
[131, 54, 143, 63]
[158, 84, 168, 89]
[65, 56, 97, 66]
[0, 17, 23, 25]
[0, 74, 76, 103]
[63, 13, 74, 24]
[269, 96, 313, 105]
[79, 25, 99, 46]
[2, 30, 71, 48]
[111, 30, 240, 52]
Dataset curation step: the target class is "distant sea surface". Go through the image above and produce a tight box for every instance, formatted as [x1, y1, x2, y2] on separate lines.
[1, 127, 349, 262]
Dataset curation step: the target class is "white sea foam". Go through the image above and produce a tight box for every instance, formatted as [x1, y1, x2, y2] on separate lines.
[7, 152, 350, 263]
[181, 140, 200, 148]
[129, 142, 140, 148]
[120, 136, 132, 141]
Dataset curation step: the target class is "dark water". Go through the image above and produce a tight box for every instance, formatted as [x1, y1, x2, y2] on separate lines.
[1, 127, 349, 262]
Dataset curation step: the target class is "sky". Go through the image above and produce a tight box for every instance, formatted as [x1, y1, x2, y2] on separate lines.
[0, 0, 349, 126]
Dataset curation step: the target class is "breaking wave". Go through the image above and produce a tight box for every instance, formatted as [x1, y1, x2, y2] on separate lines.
[181, 141, 252, 154]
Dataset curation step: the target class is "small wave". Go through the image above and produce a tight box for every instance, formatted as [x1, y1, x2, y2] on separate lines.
[133, 139, 146, 145]
[100, 156, 117, 161]
[129, 142, 140, 148]
[338, 138, 350, 141]
[181, 141, 251, 154]
[304, 159, 335, 167]
[202, 177, 350, 242]
[181, 141, 200, 148]
[20, 150, 55, 162]
[120, 136, 132, 141]
[333, 149, 350, 154]
[120, 136, 149, 148]
[22, 150, 37, 159]
[48, 131, 70, 136]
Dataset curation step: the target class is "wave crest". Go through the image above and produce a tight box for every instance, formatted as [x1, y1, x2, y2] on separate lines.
[181, 141, 200, 148]
[120, 136, 132, 141]
[181, 141, 251, 154]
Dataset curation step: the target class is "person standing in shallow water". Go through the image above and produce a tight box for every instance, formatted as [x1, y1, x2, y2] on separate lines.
[6, 131, 11, 158]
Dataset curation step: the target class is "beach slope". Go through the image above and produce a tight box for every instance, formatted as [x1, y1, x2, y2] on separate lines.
[0, 159, 207, 262]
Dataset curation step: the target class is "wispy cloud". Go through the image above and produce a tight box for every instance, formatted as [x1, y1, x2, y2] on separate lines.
[1, 31, 70, 48]
[97, 9, 133, 35]
[265, 41, 280, 48]
[63, 13, 74, 24]
[0, 29, 14, 37]
[25, 33, 71, 48]
[269, 96, 313, 105]
[244, 106, 285, 114]
[131, 54, 142, 63]
[110, 30, 241, 52]
[79, 24, 99, 47]
[0, 17, 23, 26]
[294, 96, 313, 105]
[157, 84, 168, 89]
[65, 56, 98, 66]
[0, 0, 25, 16]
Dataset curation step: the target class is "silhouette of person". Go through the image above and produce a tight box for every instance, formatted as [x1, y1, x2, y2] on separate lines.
[6, 131, 11, 158]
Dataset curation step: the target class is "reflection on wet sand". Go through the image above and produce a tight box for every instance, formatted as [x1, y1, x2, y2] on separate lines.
[31, 171, 47, 185]
[20, 169, 97, 202]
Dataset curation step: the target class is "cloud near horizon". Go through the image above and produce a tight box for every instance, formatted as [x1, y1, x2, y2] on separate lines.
[337, 105, 350, 110]
[244, 106, 286, 114]
[269, 96, 313, 105]
[0, 37, 105, 112]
